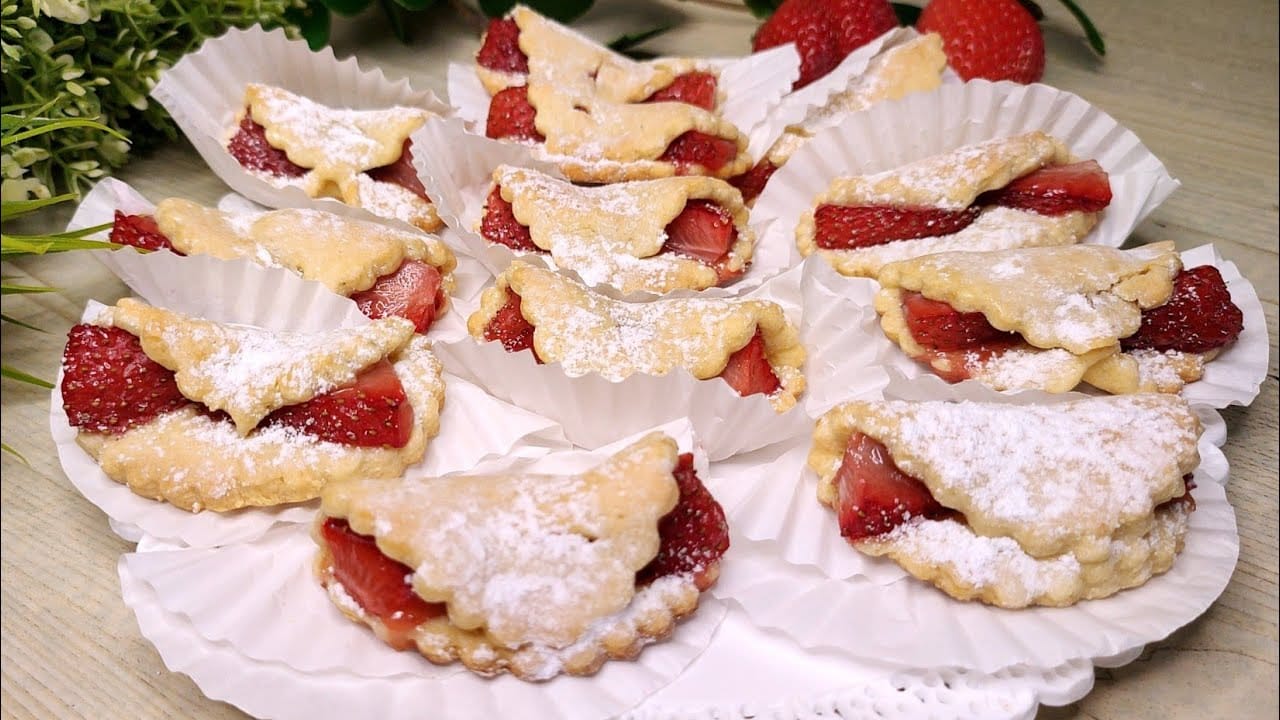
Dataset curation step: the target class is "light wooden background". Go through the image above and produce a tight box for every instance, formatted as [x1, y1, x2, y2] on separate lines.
[1, 1, 1275, 718]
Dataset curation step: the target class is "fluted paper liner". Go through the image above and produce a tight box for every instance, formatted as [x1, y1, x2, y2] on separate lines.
[754, 79, 1181, 264]
[710, 382, 1239, 674]
[151, 25, 450, 231]
[413, 118, 790, 300]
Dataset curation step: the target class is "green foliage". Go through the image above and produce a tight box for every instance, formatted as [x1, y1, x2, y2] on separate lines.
[478, 0, 592, 23]
[743, 0, 783, 19]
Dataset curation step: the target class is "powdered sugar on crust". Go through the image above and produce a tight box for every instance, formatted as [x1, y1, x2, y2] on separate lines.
[967, 346, 1096, 392]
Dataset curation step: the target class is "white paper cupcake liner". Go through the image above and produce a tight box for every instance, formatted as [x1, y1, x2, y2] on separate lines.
[68, 177, 479, 343]
[151, 25, 450, 231]
[754, 79, 1181, 263]
[412, 117, 791, 300]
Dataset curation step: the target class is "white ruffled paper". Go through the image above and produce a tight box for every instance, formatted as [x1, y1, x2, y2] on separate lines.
[433, 258, 890, 461]
[412, 118, 789, 299]
[753, 79, 1181, 264]
[67, 177, 479, 343]
[150, 25, 450, 231]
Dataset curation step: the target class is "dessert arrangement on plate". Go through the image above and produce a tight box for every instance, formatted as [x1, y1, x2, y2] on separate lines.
[48, 3, 1270, 719]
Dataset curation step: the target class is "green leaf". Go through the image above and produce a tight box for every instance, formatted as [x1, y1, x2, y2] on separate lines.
[392, 0, 438, 10]
[1017, 0, 1045, 21]
[1, 442, 30, 466]
[0, 283, 58, 295]
[892, 3, 921, 25]
[0, 232, 117, 257]
[743, 0, 784, 19]
[1, 116, 127, 147]
[478, 0, 515, 16]
[1056, 0, 1105, 55]
[607, 25, 672, 55]
[0, 313, 45, 332]
[378, 0, 410, 42]
[481, 0, 592, 22]
[1, 365, 54, 389]
[0, 193, 78, 221]
[289, 2, 334, 49]
[321, 0, 374, 16]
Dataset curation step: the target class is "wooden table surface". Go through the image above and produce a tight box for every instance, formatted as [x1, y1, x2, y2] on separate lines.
[2, 2, 1276, 718]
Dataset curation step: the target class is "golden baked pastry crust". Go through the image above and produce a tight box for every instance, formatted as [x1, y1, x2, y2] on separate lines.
[76, 303, 445, 512]
[236, 84, 443, 232]
[315, 432, 709, 680]
[808, 396, 1201, 606]
[467, 262, 806, 412]
[796, 132, 1098, 277]
[488, 165, 753, 294]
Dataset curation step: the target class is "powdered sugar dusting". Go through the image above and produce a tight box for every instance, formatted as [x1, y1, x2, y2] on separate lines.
[834, 207, 1085, 266]
[968, 346, 1086, 390]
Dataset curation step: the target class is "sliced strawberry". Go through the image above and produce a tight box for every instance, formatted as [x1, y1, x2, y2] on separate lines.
[226, 114, 308, 178]
[637, 453, 729, 590]
[644, 71, 718, 111]
[901, 291, 1019, 352]
[813, 203, 981, 250]
[485, 86, 545, 143]
[322, 517, 445, 648]
[718, 330, 781, 398]
[835, 432, 951, 541]
[476, 17, 528, 74]
[729, 159, 779, 204]
[663, 199, 738, 279]
[351, 260, 444, 334]
[981, 160, 1113, 215]
[479, 186, 539, 252]
[109, 211, 180, 253]
[658, 131, 739, 174]
[365, 138, 430, 202]
[483, 289, 542, 362]
[61, 324, 192, 434]
[263, 360, 414, 448]
[1122, 265, 1244, 354]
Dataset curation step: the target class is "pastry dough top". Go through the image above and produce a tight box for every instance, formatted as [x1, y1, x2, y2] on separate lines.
[154, 199, 456, 296]
[877, 243, 1182, 355]
[809, 395, 1201, 560]
[103, 298, 416, 436]
[492, 165, 753, 293]
[321, 432, 681, 649]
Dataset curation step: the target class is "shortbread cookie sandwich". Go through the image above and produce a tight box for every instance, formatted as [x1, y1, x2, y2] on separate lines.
[60, 299, 445, 512]
[873, 242, 1245, 394]
[313, 431, 728, 680]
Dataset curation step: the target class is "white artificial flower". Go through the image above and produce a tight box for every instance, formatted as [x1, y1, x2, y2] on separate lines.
[34, 0, 91, 24]
[1, 177, 52, 202]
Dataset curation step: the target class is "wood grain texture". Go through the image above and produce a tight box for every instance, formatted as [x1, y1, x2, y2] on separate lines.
[1, 1, 1275, 718]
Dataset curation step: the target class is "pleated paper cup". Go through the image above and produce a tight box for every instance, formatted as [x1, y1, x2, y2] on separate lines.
[413, 118, 791, 300]
[754, 79, 1181, 263]
[151, 25, 450, 231]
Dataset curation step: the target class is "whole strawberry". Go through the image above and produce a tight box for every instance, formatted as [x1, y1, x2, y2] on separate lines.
[917, 0, 1046, 83]
[753, 0, 897, 89]
[831, 0, 900, 54]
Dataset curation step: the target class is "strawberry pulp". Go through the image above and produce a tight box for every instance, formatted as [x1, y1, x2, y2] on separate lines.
[321, 517, 445, 649]
[729, 159, 779, 204]
[483, 289, 542, 362]
[658, 131, 739, 174]
[61, 325, 193, 434]
[475, 17, 528, 74]
[485, 86, 545, 143]
[1121, 265, 1244, 354]
[899, 292, 1021, 382]
[264, 359, 414, 448]
[644, 72, 719, 111]
[662, 199, 741, 282]
[813, 160, 1112, 249]
[637, 453, 729, 590]
[109, 212, 180, 253]
[351, 260, 446, 334]
[718, 330, 781, 398]
[834, 432, 952, 541]
[479, 186, 540, 252]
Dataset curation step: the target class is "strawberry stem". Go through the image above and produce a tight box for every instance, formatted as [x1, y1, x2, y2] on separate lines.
[1057, 0, 1106, 54]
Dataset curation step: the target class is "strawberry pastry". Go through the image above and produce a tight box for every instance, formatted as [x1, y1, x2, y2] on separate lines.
[796, 131, 1112, 277]
[61, 299, 445, 511]
[475, 6, 750, 183]
[314, 432, 728, 679]
[466, 262, 805, 412]
[809, 395, 1201, 607]
[110, 200, 456, 333]
[873, 242, 1244, 393]
[225, 84, 442, 232]
[479, 165, 754, 294]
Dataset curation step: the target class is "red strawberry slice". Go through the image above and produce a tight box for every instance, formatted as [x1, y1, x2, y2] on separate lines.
[981, 160, 1113, 216]
[658, 131, 739, 174]
[644, 71, 719, 111]
[226, 114, 308, 178]
[663, 200, 738, 279]
[485, 86, 545, 143]
[479, 186, 539, 252]
[61, 324, 192, 434]
[109, 212, 180, 253]
[483, 289, 542, 362]
[476, 17, 528, 74]
[834, 432, 950, 541]
[752, 0, 843, 89]
[916, 0, 1045, 84]
[1122, 265, 1244, 354]
[321, 517, 445, 648]
[263, 360, 414, 448]
[729, 159, 779, 204]
[636, 453, 729, 590]
[365, 138, 431, 202]
[901, 291, 1019, 351]
[351, 260, 444, 334]
[718, 330, 781, 398]
[813, 203, 980, 249]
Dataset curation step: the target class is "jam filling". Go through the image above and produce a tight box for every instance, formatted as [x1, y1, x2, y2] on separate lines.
[109, 211, 179, 252]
